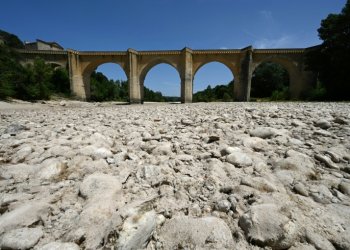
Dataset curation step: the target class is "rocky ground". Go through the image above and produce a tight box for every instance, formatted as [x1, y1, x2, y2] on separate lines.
[0, 101, 350, 250]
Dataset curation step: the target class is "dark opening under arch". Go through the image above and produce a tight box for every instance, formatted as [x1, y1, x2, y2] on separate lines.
[251, 61, 290, 100]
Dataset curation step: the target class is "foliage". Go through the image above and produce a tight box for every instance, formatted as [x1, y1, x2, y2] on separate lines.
[143, 87, 165, 102]
[0, 29, 24, 49]
[193, 80, 234, 102]
[0, 45, 25, 99]
[307, 81, 327, 101]
[17, 58, 54, 100]
[305, 0, 350, 100]
[251, 62, 289, 99]
[51, 67, 71, 96]
[90, 71, 176, 102]
[270, 87, 290, 101]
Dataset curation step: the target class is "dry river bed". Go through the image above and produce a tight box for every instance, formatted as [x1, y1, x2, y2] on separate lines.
[0, 101, 350, 250]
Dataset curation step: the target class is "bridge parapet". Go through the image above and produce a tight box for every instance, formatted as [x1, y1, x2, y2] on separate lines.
[17, 46, 316, 103]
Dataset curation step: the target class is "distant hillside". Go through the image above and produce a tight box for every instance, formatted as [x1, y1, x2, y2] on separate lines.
[0, 29, 24, 49]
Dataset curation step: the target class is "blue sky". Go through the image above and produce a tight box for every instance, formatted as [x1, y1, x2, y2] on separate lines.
[1, 0, 346, 96]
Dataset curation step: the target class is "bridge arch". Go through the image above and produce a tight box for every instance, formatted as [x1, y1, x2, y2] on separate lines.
[251, 55, 300, 99]
[193, 61, 236, 101]
[193, 60, 237, 79]
[139, 58, 180, 85]
[139, 59, 181, 102]
[82, 60, 128, 81]
[79, 59, 128, 101]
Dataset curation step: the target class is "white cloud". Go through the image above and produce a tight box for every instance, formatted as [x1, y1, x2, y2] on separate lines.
[254, 35, 295, 49]
[259, 10, 273, 21]
[220, 46, 228, 49]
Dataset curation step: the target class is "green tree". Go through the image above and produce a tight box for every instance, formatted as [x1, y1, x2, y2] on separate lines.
[17, 57, 53, 100]
[0, 45, 25, 99]
[0, 29, 24, 49]
[51, 67, 70, 96]
[193, 81, 234, 102]
[251, 62, 289, 99]
[305, 0, 350, 100]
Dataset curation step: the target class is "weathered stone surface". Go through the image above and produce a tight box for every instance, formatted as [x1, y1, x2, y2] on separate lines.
[243, 137, 269, 151]
[117, 210, 156, 250]
[305, 230, 336, 250]
[0, 163, 40, 181]
[249, 127, 278, 139]
[66, 173, 122, 249]
[314, 119, 332, 130]
[239, 204, 299, 249]
[0, 202, 49, 234]
[294, 182, 309, 196]
[226, 151, 253, 167]
[158, 216, 234, 249]
[37, 159, 67, 180]
[339, 182, 350, 195]
[0, 227, 43, 249]
[38, 242, 80, 250]
[1, 101, 350, 250]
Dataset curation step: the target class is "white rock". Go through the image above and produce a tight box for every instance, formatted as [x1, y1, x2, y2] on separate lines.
[117, 210, 156, 250]
[158, 216, 234, 249]
[226, 151, 253, 167]
[305, 230, 336, 250]
[243, 137, 269, 151]
[249, 127, 278, 139]
[152, 142, 172, 155]
[80, 145, 112, 159]
[67, 173, 122, 249]
[339, 182, 350, 195]
[0, 227, 43, 249]
[37, 159, 67, 180]
[241, 176, 277, 192]
[220, 146, 241, 156]
[11, 146, 33, 163]
[38, 242, 80, 250]
[0, 193, 34, 207]
[239, 204, 299, 249]
[0, 163, 40, 181]
[294, 182, 309, 196]
[214, 200, 231, 212]
[314, 119, 332, 130]
[0, 202, 49, 234]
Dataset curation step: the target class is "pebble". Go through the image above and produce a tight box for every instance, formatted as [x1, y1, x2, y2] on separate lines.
[0, 101, 349, 249]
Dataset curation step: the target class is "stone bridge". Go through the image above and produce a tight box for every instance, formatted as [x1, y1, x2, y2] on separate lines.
[18, 47, 315, 103]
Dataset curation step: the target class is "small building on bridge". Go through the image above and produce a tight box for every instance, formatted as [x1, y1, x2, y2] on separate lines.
[24, 39, 64, 51]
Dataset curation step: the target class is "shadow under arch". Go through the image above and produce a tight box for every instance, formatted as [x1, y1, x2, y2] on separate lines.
[251, 55, 299, 100]
[251, 61, 290, 99]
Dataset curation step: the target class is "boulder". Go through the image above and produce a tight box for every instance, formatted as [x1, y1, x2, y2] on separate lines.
[38, 242, 80, 250]
[66, 173, 122, 249]
[0, 201, 49, 234]
[249, 127, 278, 139]
[239, 204, 298, 249]
[158, 216, 234, 249]
[226, 151, 252, 167]
[0, 227, 43, 249]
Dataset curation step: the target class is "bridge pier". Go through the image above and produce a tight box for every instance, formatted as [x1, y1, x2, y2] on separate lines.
[181, 48, 193, 103]
[128, 49, 142, 104]
[68, 50, 89, 100]
[234, 47, 253, 101]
